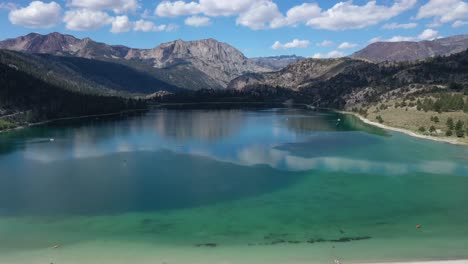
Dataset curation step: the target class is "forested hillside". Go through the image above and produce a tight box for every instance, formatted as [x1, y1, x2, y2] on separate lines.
[0, 62, 146, 130]
[0, 50, 180, 95]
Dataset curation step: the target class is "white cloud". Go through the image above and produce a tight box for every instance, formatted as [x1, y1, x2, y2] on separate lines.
[385, 36, 415, 42]
[378, 29, 440, 42]
[316, 40, 334, 47]
[270, 3, 321, 28]
[155, 1, 201, 17]
[453, 20, 468, 27]
[8, 1, 62, 28]
[69, 0, 139, 14]
[199, 0, 258, 16]
[306, 0, 417, 30]
[154, 0, 418, 31]
[418, 28, 439, 40]
[382, 22, 417, 29]
[271, 39, 310, 50]
[184, 16, 211, 27]
[165, 24, 180, 32]
[63, 9, 113, 31]
[312, 50, 345, 59]
[0, 2, 17, 10]
[338, 42, 358, 49]
[111, 15, 132, 33]
[417, 0, 468, 23]
[368, 37, 382, 44]
[134, 19, 170, 32]
[236, 1, 282, 30]
[427, 20, 443, 28]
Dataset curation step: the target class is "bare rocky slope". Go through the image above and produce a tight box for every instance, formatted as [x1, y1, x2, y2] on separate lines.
[226, 48, 468, 108]
[0, 33, 272, 89]
[352, 35, 468, 63]
[228, 58, 364, 91]
[249, 55, 304, 71]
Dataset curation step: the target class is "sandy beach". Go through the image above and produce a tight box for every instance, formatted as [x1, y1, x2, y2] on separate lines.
[363, 261, 468, 264]
[341, 111, 468, 146]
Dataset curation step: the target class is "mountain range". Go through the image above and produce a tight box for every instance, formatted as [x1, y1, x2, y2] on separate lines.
[352, 35, 468, 63]
[1, 32, 467, 129]
[1, 33, 468, 96]
[0, 33, 300, 92]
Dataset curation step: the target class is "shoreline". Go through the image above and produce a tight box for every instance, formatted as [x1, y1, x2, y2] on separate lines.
[0, 108, 147, 134]
[2, 107, 467, 147]
[340, 111, 468, 146]
[361, 261, 468, 264]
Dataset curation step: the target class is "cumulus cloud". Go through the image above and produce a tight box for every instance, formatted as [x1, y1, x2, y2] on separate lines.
[270, 3, 321, 28]
[418, 28, 439, 40]
[312, 50, 346, 59]
[69, 0, 139, 14]
[375, 29, 440, 43]
[155, 0, 417, 31]
[368, 37, 382, 44]
[271, 39, 310, 50]
[156, 0, 260, 17]
[8, 1, 62, 28]
[133, 19, 172, 32]
[338, 42, 358, 49]
[417, 0, 468, 23]
[155, 0, 284, 29]
[382, 22, 418, 29]
[63, 9, 113, 31]
[236, 1, 282, 30]
[316, 40, 334, 47]
[0, 2, 18, 10]
[452, 20, 468, 27]
[306, 0, 417, 30]
[155, 1, 201, 17]
[200, 0, 258, 16]
[111, 15, 132, 33]
[184, 16, 211, 27]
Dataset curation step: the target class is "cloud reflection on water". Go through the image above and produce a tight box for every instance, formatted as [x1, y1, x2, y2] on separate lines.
[11, 109, 468, 177]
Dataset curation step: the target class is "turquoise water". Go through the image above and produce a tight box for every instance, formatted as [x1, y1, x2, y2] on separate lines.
[0, 109, 467, 264]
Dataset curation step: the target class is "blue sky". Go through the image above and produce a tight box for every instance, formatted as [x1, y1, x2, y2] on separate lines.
[0, 0, 467, 57]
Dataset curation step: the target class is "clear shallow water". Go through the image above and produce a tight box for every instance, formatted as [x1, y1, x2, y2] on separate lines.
[0, 108, 467, 264]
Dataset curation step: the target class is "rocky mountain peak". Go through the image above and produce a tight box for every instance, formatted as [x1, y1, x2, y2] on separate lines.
[0, 32, 288, 89]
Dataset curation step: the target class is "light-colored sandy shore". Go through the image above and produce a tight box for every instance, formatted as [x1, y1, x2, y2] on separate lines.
[362, 260, 468, 264]
[341, 111, 468, 146]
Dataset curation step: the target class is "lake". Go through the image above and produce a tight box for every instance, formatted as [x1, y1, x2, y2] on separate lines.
[0, 108, 467, 264]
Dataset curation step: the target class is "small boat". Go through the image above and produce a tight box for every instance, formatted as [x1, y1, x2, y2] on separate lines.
[49, 138, 55, 142]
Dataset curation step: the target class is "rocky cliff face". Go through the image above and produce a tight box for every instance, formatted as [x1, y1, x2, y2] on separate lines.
[352, 35, 468, 63]
[248, 55, 304, 71]
[125, 38, 268, 87]
[0, 32, 130, 59]
[0, 33, 270, 89]
[228, 58, 363, 91]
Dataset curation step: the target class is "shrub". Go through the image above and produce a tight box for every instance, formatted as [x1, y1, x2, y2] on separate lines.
[429, 126, 436, 133]
[455, 120, 464, 131]
[418, 126, 426, 133]
[446, 130, 453, 137]
[0, 120, 16, 130]
[376, 115, 384, 123]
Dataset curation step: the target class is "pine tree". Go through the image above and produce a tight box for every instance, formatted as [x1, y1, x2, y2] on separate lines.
[447, 118, 454, 130]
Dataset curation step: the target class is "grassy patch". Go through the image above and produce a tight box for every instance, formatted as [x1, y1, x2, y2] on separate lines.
[0, 119, 17, 131]
[357, 97, 468, 144]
